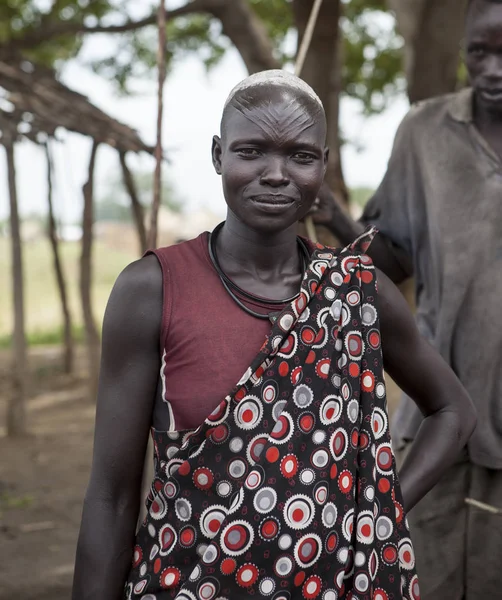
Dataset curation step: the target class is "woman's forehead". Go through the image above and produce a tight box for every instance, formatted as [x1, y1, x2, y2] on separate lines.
[223, 102, 325, 146]
[221, 89, 326, 145]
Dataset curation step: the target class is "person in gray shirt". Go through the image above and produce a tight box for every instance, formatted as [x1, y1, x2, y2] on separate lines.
[310, 0, 502, 597]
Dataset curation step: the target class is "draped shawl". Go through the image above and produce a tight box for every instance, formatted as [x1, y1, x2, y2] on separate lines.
[125, 229, 419, 600]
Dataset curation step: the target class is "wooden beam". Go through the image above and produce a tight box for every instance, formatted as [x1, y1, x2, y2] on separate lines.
[80, 141, 101, 402]
[148, 0, 168, 250]
[4, 133, 28, 435]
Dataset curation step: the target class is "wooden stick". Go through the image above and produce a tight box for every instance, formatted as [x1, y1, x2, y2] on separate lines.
[294, 0, 324, 78]
[5, 133, 28, 435]
[305, 216, 318, 242]
[148, 0, 167, 249]
[465, 498, 502, 515]
[45, 140, 74, 375]
[294, 0, 324, 243]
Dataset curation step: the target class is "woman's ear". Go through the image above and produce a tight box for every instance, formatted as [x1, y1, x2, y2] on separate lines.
[323, 147, 330, 175]
[212, 135, 223, 175]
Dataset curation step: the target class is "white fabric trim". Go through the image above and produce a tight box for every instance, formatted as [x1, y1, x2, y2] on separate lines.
[160, 349, 176, 432]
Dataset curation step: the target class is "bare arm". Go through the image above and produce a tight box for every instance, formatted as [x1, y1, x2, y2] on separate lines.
[72, 255, 162, 600]
[377, 268, 477, 511]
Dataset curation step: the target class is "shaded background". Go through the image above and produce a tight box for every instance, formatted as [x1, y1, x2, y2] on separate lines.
[0, 0, 467, 597]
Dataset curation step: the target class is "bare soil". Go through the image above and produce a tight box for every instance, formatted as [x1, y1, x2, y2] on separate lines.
[0, 347, 93, 600]
[0, 346, 402, 600]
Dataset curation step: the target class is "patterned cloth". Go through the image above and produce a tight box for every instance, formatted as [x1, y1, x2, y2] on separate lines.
[125, 229, 419, 600]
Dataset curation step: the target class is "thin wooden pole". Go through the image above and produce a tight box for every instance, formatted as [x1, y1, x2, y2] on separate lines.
[139, 0, 167, 519]
[80, 141, 100, 402]
[294, 0, 324, 243]
[295, 0, 324, 78]
[4, 135, 28, 435]
[148, 0, 167, 250]
[119, 151, 148, 254]
[45, 140, 74, 374]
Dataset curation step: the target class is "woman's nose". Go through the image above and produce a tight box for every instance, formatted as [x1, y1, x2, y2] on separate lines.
[259, 157, 290, 187]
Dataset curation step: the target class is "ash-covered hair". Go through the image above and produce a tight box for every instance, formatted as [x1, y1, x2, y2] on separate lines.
[224, 70, 323, 111]
[221, 70, 325, 136]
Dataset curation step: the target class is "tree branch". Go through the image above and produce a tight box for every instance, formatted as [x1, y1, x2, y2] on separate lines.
[3, 0, 279, 76]
[2, 0, 211, 52]
[148, 0, 168, 251]
[207, 0, 280, 73]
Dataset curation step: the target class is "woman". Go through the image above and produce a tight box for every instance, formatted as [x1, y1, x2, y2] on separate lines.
[72, 71, 476, 600]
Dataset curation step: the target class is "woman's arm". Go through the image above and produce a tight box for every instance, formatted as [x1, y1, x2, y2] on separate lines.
[72, 255, 162, 600]
[377, 268, 477, 511]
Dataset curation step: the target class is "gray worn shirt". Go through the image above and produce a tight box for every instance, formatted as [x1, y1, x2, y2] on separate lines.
[362, 88, 502, 469]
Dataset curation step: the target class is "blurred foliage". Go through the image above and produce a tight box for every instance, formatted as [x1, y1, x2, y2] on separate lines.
[247, 0, 294, 62]
[0, 0, 111, 63]
[342, 0, 406, 114]
[0, 0, 406, 114]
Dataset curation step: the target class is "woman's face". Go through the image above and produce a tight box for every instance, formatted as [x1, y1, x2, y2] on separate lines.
[212, 87, 328, 235]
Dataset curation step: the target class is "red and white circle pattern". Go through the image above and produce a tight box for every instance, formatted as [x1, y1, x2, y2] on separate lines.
[125, 231, 418, 600]
[283, 495, 315, 530]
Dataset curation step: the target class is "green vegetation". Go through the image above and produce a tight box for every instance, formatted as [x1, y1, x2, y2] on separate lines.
[0, 492, 34, 509]
[1, 0, 405, 116]
[0, 238, 135, 348]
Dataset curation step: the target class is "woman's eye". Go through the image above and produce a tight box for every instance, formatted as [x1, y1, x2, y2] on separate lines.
[294, 152, 315, 162]
[237, 148, 261, 157]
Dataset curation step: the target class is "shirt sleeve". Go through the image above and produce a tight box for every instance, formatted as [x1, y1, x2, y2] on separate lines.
[360, 107, 422, 277]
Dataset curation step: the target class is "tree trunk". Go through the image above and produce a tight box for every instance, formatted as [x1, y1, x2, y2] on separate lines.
[209, 0, 281, 73]
[292, 0, 348, 246]
[388, 0, 468, 102]
[148, 0, 167, 250]
[119, 151, 147, 255]
[293, 0, 347, 205]
[80, 141, 101, 403]
[45, 141, 74, 374]
[4, 136, 28, 435]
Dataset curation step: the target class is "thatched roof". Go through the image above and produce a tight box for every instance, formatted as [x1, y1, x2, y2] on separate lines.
[0, 57, 154, 153]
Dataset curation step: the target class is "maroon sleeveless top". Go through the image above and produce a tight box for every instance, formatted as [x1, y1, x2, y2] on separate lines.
[148, 233, 287, 432]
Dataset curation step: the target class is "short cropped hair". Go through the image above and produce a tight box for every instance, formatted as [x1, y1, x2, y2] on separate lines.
[224, 70, 323, 111]
[221, 70, 325, 136]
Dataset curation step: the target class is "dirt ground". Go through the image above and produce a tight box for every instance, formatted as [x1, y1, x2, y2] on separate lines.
[0, 346, 402, 600]
[0, 347, 94, 599]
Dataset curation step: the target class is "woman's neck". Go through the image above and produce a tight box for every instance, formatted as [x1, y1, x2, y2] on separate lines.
[216, 212, 300, 275]
[214, 212, 304, 300]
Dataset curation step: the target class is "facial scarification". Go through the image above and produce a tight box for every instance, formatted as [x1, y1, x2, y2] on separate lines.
[231, 96, 319, 145]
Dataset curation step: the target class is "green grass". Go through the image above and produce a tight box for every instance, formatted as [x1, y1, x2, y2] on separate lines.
[0, 325, 85, 349]
[0, 238, 136, 345]
[0, 492, 34, 510]
[0, 492, 35, 519]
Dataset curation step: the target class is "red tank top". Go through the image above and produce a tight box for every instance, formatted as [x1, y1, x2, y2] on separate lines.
[149, 233, 287, 432]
